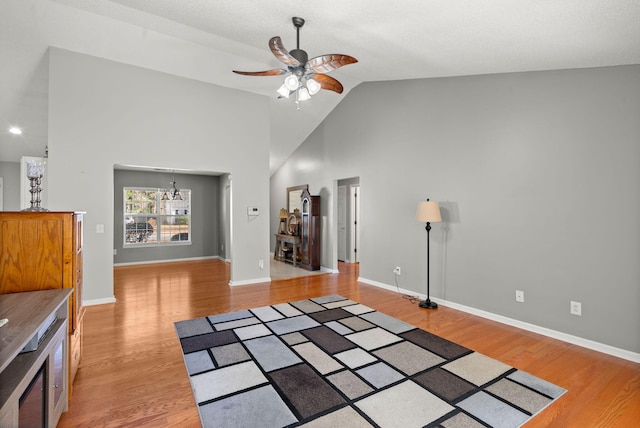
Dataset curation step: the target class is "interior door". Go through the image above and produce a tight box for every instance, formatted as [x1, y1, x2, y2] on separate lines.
[337, 185, 347, 261]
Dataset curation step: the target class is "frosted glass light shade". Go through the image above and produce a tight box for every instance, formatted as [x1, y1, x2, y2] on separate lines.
[416, 200, 441, 222]
[26, 160, 46, 178]
[298, 87, 311, 101]
[306, 78, 321, 95]
[284, 74, 299, 90]
[277, 84, 291, 98]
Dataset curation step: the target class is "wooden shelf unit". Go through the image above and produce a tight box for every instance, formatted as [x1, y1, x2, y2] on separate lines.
[274, 234, 302, 266]
[0, 211, 84, 404]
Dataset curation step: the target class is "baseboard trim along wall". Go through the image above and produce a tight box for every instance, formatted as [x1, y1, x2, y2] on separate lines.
[230, 277, 271, 286]
[358, 276, 640, 364]
[113, 255, 219, 267]
[83, 296, 117, 306]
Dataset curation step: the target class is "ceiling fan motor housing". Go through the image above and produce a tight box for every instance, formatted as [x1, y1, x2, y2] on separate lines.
[289, 49, 308, 66]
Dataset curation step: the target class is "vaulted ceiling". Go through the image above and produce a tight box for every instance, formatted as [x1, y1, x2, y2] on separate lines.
[2, 0, 639, 173]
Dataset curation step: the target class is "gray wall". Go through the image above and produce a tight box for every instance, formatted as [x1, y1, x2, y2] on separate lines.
[113, 169, 220, 264]
[0, 161, 20, 211]
[47, 48, 271, 303]
[270, 65, 640, 354]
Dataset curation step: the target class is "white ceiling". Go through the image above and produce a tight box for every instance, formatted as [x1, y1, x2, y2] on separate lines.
[2, 0, 639, 173]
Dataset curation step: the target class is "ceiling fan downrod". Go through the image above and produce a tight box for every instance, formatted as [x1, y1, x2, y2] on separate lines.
[290, 17, 308, 66]
[292, 17, 304, 49]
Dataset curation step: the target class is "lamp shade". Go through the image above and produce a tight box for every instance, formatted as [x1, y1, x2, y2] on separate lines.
[277, 84, 291, 98]
[279, 208, 288, 219]
[306, 78, 321, 95]
[298, 87, 311, 101]
[416, 200, 442, 223]
[284, 74, 299, 91]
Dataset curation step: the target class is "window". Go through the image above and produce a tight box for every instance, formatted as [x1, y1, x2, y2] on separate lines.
[123, 187, 191, 246]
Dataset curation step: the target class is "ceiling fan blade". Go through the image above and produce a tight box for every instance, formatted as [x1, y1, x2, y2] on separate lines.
[233, 69, 287, 76]
[306, 54, 358, 73]
[269, 36, 300, 66]
[310, 74, 344, 94]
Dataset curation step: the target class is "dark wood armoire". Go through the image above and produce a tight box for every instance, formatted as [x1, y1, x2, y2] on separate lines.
[300, 189, 321, 271]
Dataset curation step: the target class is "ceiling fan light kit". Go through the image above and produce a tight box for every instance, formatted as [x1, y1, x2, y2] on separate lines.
[233, 17, 357, 109]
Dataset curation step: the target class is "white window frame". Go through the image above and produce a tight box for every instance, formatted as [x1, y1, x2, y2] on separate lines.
[123, 187, 191, 247]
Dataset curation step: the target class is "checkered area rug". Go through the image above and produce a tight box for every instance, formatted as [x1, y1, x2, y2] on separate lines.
[175, 295, 566, 428]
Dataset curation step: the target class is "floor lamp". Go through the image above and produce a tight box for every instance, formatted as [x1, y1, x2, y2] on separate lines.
[416, 198, 441, 309]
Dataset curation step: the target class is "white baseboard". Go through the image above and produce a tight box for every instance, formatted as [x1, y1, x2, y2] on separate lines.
[113, 255, 218, 267]
[358, 277, 640, 363]
[229, 277, 271, 286]
[358, 277, 401, 293]
[321, 266, 339, 274]
[83, 296, 116, 306]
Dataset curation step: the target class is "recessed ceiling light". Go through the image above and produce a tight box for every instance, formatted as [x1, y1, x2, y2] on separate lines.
[9, 127, 22, 135]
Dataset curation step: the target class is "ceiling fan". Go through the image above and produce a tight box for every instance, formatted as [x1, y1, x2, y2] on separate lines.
[233, 17, 358, 106]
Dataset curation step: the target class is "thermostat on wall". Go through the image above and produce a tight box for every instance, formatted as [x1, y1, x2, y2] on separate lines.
[247, 206, 260, 216]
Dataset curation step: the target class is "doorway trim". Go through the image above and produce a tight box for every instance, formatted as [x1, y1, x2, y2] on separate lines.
[336, 177, 360, 266]
[350, 185, 360, 263]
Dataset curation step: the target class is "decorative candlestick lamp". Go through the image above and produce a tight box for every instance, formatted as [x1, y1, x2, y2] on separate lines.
[22, 160, 49, 212]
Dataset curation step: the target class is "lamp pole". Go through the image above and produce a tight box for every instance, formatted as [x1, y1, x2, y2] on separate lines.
[416, 198, 440, 309]
[419, 220, 437, 309]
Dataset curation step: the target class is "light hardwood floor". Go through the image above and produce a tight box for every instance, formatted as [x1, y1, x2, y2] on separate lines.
[58, 259, 640, 427]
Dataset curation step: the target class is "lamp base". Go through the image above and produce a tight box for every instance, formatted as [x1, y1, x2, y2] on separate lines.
[419, 299, 438, 309]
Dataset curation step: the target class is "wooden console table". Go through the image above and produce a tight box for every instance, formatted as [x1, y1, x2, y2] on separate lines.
[274, 234, 302, 266]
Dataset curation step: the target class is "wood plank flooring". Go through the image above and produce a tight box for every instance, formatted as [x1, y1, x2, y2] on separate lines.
[57, 259, 640, 427]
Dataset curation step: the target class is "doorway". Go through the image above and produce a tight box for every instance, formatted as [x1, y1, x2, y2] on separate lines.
[112, 165, 231, 267]
[337, 177, 360, 264]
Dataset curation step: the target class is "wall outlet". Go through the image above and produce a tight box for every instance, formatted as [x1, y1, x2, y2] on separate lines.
[393, 266, 401, 275]
[113, 249, 117, 256]
[570, 301, 582, 316]
[258, 259, 264, 269]
[515, 290, 524, 302]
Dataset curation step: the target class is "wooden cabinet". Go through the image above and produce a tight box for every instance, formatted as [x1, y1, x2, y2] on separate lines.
[69, 213, 84, 395]
[300, 189, 321, 271]
[69, 312, 83, 383]
[0, 289, 72, 428]
[0, 211, 84, 403]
